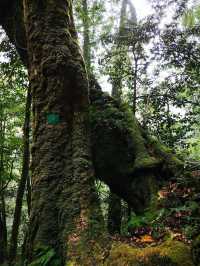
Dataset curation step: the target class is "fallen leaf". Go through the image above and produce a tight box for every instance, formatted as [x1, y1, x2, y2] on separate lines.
[140, 235, 155, 243]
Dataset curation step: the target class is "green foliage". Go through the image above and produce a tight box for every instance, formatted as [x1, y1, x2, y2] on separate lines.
[74, 0, 106, 74]
[126, 168, 200, 242]
[134, 1, 200, 155]
[0, 34, 28, 261]
[128, 209, 157, 230]
[183, 5, 200, 28]
[28, 246, 61, 266]
[0, 37, 27, 184]
[183, 224, 199, 240]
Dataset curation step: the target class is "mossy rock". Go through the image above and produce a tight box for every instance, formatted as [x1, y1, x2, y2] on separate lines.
[104, 240, 194, 266]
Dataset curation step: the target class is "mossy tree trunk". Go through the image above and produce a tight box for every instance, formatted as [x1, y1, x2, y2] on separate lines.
[90, 88, 183, 213]
[22, 0, 107, 264]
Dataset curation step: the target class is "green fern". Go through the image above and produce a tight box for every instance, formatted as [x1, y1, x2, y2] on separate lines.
[29, 246, 61, 266]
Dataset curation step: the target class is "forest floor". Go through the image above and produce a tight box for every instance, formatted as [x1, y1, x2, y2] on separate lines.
[113, 170, 200, 249]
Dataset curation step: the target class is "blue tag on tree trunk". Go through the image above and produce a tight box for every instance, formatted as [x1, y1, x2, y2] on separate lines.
[47, 113, 60, 125]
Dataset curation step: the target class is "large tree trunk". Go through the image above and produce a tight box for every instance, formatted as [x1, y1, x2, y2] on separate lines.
[22, 0, 107, 264]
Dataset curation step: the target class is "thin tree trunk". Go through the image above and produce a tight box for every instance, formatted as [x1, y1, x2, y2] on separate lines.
[133, 56, 138, 115]
[0, 115, 7, 264]
[119, 0, 128, 36]
[26, 174, 31, 217]
[82, 0, 91, 76]
[107, 192, 122, 235]
[109, 0, 135, 232]
[127, 0, 137, 23]
[9, 87, 31, 265]
[111, 0, 128, 100]
[23, 1, 108, 264]
[0, 210, 5, 264]
[0, 192, 7, 264]
[166, 101, 174, 148]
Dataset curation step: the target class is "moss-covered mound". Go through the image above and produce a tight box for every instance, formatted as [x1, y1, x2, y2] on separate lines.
[104, 240, 194, 266]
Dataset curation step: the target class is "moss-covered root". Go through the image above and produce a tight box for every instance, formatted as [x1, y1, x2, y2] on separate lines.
[104, 240, 194, 266]
[143, 134, 184, 177]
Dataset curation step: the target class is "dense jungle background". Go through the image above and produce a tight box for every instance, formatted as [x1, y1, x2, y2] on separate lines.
[0, 0, 200, 265]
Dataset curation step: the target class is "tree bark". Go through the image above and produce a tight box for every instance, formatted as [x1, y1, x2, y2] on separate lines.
[22, 0, 107, 264]
[9, 87, 31, 265]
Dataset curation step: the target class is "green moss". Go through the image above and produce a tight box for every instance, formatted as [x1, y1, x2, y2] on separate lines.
[104, 240, 194, 266]
[159, 240, 193, 266]
[89, 88, 182, 180]
[133, 156, 160, 171]
[146, 136, 184, 175]
[137, 254, 178, 266]
[89, 92, 158, 179]
[89, 102, 136, 178]
[66, 261, 75, 266]
[65, 239, 109, 266]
